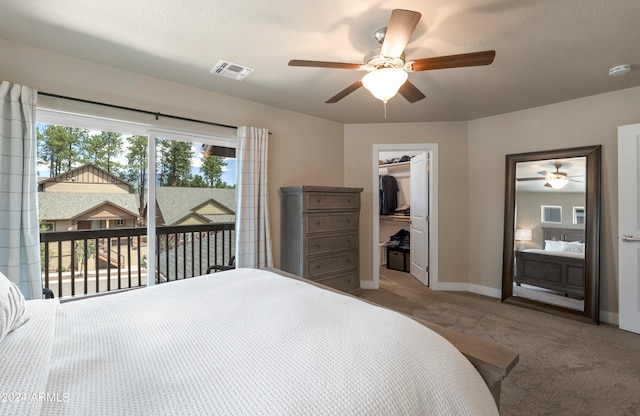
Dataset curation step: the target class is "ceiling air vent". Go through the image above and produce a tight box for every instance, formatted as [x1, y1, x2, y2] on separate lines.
[210, 60, 254, 81]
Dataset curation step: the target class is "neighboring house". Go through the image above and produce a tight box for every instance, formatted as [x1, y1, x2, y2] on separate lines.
[37, 163, 235, 274]
[38, 164, 236, 230]
[38, 164, 141, 272]
[154, 187, 236, 281]
[38, 163, 139, 231]
[155, 186, 235, 226]
[38, 192, 140, 231]
[38, 162, 132, 194]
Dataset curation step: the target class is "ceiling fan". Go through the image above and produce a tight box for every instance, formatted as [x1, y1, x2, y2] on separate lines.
[288, 9, 496, 105]
[517, 162, 583, 189]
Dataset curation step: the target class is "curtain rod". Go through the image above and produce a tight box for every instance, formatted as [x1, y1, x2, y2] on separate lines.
[38, 91, 239, 131]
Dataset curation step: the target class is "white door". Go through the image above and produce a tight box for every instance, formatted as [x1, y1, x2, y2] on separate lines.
[618, 123, 640, 334]
[410, 152, 429, 285]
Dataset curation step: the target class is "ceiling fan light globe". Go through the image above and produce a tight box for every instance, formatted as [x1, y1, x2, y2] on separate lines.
[545, 173, 569, 189]
[362, 68, 408, 103]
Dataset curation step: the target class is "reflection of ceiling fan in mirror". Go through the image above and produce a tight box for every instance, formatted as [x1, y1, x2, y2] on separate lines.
[517, 162, 584, 189]
[288, 9, 496, 107]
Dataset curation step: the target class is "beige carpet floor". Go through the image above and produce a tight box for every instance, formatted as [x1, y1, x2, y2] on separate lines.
[359, 268, 640, 416]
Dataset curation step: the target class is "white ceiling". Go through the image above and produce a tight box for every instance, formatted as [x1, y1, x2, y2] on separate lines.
[1, 0, 639, 124]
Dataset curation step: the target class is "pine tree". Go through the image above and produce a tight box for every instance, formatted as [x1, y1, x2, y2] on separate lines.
[201, 155, 227, 187]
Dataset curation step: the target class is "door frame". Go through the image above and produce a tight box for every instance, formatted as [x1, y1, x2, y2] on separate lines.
[368, 143, 438, 290]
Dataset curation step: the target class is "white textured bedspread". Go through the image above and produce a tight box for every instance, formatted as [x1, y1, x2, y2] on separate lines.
[2, 268, 498, 415]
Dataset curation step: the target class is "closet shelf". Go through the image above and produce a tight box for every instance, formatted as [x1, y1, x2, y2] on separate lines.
[379, 162, 410, 171]
[380, 215, 411, 223]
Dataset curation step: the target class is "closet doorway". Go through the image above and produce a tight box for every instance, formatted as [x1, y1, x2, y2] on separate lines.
[371, 144, 438, 289]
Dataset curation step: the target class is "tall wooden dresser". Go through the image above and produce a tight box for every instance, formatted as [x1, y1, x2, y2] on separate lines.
[280, 186, 363, 294]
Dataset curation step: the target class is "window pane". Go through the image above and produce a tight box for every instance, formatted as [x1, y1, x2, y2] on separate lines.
[37, 123, 148, 297]
[573, 207, 585, 225]
[541, 205, 562, 223]
[154, 137, 236, 282]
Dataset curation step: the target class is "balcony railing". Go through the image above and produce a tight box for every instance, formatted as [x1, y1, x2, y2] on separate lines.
[40, 223, 235, 298]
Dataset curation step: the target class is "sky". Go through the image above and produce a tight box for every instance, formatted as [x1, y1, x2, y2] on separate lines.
[189, 142, 236, 186]
[36, 127, 236, 186]
[219, 158, 236, 186]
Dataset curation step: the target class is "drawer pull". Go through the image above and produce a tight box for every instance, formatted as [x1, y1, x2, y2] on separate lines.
[315, 243, 321, 248]
[316, 220, 321, 225]
[316, 265, 321, 270]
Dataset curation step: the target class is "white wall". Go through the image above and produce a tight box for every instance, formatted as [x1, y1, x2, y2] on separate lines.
[344, 122, 469, 286]
[468, 86, 640, 319]
[345, 87, 640, 321]
[0, 38, 345, 267]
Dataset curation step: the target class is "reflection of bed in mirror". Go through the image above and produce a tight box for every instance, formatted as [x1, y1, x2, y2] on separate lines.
[514, 227, 585, 299]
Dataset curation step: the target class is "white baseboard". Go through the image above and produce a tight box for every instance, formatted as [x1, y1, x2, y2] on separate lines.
[360, 280, 377, 290]
[435, 282, 502, 299]
[464, 285, 619, 326]
[364, 278, 619, 326]
[599, 310, 618, 326]
[468, 284, 502, 299]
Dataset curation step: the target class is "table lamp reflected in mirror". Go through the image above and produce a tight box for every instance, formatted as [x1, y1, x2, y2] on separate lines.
[514, 228, 532, 251]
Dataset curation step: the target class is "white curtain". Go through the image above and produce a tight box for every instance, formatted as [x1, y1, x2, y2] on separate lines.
[0, 81, 41, 300]
[235, 126, 273, 268]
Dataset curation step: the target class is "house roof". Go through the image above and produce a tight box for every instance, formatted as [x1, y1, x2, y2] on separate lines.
[38, 192, 140, 220]
[155, 187, 235, 225]
[39, 187, 235, 225]
[1, 1, 639, 124]
[38, 162, 133, 189]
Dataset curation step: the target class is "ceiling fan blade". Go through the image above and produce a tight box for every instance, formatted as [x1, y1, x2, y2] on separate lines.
[380, 9, 422, 58]
[326, 80, 363, 103]
[410, 50, 496, 71]
[517, 177, 546, 181]
[398, 80, 426, 103]
[288, 60, 363, 70]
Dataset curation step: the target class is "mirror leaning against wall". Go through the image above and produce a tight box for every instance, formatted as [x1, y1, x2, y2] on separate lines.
[502, 145, 601, 324]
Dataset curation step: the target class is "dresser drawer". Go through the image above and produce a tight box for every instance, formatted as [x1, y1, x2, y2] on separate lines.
[305, 212, 358, 233]
[306, 252, 358, 278]
[314, 270, 360, 292]
[305, 232, 358, 256]
[305, 192, 360, 211]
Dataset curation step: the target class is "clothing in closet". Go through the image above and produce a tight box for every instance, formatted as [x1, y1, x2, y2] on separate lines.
[379, 175, 399, 215]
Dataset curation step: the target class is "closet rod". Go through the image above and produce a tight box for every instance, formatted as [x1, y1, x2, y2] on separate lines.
[38, 91, 240, 131]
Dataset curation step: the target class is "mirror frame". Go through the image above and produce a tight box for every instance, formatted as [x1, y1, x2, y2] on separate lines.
[501, 145, 601, 324]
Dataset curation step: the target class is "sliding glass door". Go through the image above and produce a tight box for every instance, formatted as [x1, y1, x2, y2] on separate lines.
[35, 110, 236, 297]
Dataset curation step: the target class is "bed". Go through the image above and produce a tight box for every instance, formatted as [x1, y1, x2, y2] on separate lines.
[1, 268, 517, 415]
[514, 227, 585, 299]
